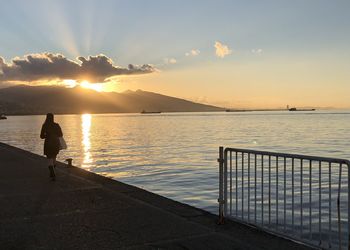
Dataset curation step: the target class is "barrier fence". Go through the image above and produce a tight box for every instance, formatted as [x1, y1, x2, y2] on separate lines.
[218, 147, 350, 249]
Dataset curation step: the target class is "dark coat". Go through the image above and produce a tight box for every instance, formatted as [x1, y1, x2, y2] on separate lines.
[40, 122, 63, 158]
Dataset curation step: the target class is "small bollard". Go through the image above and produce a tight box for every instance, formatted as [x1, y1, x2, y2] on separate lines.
[65, 158, 73, 168]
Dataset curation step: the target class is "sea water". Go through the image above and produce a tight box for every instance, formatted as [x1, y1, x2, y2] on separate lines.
[0, 111, 349, 214]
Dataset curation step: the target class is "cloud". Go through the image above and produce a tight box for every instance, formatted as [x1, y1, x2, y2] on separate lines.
[185, 49, 200, 56]
[252, 49, 263, 54]
[0, 57, 6, 75]
[214, 41, 232, 58]
[163, 58, 177, 64]
[0, 53, 156, 84]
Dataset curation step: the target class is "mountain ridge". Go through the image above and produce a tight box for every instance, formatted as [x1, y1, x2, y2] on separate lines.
[0, 85, 224, 115]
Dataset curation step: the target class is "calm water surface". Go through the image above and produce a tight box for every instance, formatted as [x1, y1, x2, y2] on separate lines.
[0, 111, 349, 214]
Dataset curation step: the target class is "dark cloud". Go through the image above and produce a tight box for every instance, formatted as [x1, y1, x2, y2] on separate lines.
[0, 53, 156, 83]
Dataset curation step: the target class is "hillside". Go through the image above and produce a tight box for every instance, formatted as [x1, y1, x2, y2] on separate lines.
[0, 85, 224, 115]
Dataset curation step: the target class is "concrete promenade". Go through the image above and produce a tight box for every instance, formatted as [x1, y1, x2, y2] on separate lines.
[0, 142, 312, 250]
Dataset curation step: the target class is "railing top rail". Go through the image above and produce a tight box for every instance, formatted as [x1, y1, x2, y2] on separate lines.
[224, 147, 350, 165]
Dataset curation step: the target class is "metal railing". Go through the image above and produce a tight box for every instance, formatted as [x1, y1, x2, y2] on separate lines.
[218, 146, 350, 249]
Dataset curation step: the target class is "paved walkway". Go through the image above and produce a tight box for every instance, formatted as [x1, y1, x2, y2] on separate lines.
[0, 142, 312, 250]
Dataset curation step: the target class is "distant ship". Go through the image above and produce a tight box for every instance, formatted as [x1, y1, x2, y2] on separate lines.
[0, 114, 7, 120]
[288, 107, 315, 111]
[141, 110, 161, 114]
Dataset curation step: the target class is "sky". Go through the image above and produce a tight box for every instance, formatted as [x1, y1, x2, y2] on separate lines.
[0, 0, 349, 108]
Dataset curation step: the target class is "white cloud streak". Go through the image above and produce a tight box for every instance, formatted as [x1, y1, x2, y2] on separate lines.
[164, 58, 177, 64]
[252, 49, 263, 54]
[214, 41, 232, 58]
[185, 49, 200, 56]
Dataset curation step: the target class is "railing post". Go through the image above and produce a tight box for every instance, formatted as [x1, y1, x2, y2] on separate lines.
[347, 162, 350, 250]
[218, 146, 225, 224]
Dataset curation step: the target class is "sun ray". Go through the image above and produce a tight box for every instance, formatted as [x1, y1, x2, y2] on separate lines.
[38, 0, 80, 57]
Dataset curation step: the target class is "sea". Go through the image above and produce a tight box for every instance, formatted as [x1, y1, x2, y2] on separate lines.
[1, 110, 349, 215]
[2, 110, 350, 247]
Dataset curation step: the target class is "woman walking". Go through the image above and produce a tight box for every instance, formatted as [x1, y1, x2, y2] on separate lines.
[40, 113, 63, 181]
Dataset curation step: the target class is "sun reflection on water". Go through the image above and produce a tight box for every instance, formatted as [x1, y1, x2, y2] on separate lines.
[82, 114, 92, 168]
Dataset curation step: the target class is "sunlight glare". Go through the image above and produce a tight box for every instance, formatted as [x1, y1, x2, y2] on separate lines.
[63, 79, 77, 88]
[81, 80, 104, 92]
[82, 114, 92, 168]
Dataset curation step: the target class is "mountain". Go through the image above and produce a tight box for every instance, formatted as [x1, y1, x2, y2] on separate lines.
[0, 85, 224, 115]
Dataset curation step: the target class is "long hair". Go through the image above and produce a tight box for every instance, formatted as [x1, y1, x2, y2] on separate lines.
[44, 113, 54, 125]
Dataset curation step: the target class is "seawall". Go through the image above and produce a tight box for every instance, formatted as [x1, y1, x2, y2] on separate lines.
[0, 142, 312, 249]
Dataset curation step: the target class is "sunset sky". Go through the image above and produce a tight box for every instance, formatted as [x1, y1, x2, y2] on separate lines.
[0, 0, 349, 108]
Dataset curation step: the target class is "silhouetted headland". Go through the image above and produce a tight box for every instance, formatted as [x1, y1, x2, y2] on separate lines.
[0, 85, 224, 115]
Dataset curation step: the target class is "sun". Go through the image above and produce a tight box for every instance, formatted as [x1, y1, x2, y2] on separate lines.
[80, 80, 104, 92]
[63, 79, 103, 92]
[63, 79, 115, 92]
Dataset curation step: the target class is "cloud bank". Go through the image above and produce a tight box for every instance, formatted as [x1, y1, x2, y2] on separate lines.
[214, 41, 232, 58]
[0, 53, 156, 84]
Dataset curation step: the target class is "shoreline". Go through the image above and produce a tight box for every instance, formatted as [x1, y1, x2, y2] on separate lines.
[2, 108, 350, 118]
[1, 110, 224, 117]
[3, 108, 350, 117]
